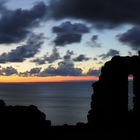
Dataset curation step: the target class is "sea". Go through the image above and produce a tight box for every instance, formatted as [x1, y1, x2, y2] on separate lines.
[0, 81, 93, 125]
[0, 81, 133, 125]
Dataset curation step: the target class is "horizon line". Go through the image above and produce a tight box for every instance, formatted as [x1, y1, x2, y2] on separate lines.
[0, 76, 99, 83]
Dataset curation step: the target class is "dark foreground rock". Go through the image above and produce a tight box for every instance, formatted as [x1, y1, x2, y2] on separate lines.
[0, 100, 134, 139]
[0, 100, 51, 132]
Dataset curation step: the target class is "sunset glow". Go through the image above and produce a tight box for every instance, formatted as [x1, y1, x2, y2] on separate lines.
[0, 76, 99, 83]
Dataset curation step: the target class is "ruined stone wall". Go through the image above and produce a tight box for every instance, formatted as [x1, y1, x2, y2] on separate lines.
[88, 55, 140, 127]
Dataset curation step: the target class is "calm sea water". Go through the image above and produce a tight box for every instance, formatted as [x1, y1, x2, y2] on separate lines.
[0, 81, 133, 125]
[0, 81, 93, 125]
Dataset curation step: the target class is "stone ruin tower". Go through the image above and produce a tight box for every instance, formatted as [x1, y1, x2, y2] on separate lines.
[88, 52, 140, 127]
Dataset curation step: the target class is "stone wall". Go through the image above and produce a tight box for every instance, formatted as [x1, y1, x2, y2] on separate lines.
[88, 54, 140, 127]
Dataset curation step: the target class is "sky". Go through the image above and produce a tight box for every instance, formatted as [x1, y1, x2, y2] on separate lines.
[0, 0, 139, 82]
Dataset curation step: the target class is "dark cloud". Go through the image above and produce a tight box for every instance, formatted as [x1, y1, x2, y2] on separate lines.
[19, 68, 41, 77]
[86, 35, 102, 48]
[29, 68, 41, 76]
[45, 47, 61, 63]
[53, 33, 81, 46]
[64, 50, 74, 60]
[97, 61, 104, 65]
[0, 66, 17, 76]
[128, 51, 133, 56]
[53, 21, 89, 33]
[117, 27, 140, 50]
[0, 34, 44, 63]
[92, 35, 98, 41]
[50, 0, 140, 29]
[32, 47, 61, 65]
[73, 54, 90, 62]
[18, 71, 29, 77]
[40, 61, 83, 76]
[99, 49, 120, 59]
[93, 58, 98, 61]
[32, 58, 46, 65]
[0, 1, 47, 44]
[87, 69, 100, 76]
[52, 21, 89, 46]
[0, 0, 7, 13]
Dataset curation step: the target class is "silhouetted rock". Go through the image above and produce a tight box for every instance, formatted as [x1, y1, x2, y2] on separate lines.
[88, 52, 140, 128]
[0, 100, 51, 132]
[0, 99, 5, 107]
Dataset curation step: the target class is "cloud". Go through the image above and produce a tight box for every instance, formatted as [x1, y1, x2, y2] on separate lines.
[93, 58, 98, 61]
[0, 66, 17, 76]
[97, 61, 103, 65]
[0, 34, 44, 63]
[40, 61, 83, 76]
[50, 0, 140, 29]
[64, 50, 74, 60]
[99, 49, 120, 59]
[73, 54, 90, 62]
[86, 35, 102, 48]
[32, 47, 61, 65]
[87, 69, 100, 76]
[0, 1, 47, 44]
[53, 33, 81, 46]
[128, 51, 133, 56]
[31, 58, 46, 65]
[117, 27, 140, 50]
[52, 21, 89, 46]
[53, 21, 89, 33]
[29, 68, 41, 76]
[19, 67, 41, 77]
[91, 35, 98, 41]
[45, 47, 61, 63]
